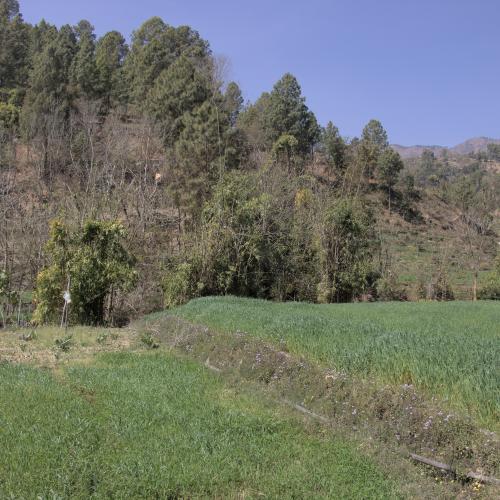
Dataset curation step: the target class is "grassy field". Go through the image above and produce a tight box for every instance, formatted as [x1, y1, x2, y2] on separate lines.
[170, 297, 500, 427]
[0, 351, 403, 499]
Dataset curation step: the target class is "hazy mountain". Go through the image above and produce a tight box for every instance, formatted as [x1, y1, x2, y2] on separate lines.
[392, 137, 500, 159]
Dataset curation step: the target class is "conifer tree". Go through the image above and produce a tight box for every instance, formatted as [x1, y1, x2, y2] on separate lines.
[95, 30, 128, 107]
[322, 121, 346, 172]
[70, 20, 98, 99]
[264, 73, 320, 155]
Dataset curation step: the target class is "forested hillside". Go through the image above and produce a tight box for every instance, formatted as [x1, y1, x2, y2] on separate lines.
[0, 0, 498, 326]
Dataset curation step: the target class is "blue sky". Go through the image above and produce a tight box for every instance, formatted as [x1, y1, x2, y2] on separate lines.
[20, 0, 500, 146]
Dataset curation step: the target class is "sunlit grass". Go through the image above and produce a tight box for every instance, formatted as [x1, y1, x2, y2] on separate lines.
[169, 297, 500, 428]
[0, 352, 399, 499]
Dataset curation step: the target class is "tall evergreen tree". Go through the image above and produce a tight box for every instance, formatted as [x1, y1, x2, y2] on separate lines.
[377, 148, 404, 211]
[29, 19, 58, 57]
[0, 0, 18, 20]
[264, 73, 320, 155]
[224, 81, 243, 126]
[70, 20, 98, 99]
[124, 17, 209, 104]
[146, 55, 211, 148]
[322, 121, 346, 172]
[95, 30, 128, 107]
[24, 24, 77, 117]
[359, 119, 389, 179]
[0, 0, 30, 90]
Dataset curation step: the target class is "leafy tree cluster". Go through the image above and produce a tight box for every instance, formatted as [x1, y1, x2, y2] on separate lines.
[33, 220, 136, 325]
[164, 170, 380, 307]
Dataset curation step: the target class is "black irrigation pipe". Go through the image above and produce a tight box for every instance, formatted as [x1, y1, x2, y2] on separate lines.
[410, 453, 500, 486]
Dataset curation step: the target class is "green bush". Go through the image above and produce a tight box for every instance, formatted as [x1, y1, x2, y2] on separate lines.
[163, 261, 204, 309]
[0, 101, 19, 129]
[478, 256, 500, 300]
[376, 273, 408, 301]
[33, 220, 137, 326]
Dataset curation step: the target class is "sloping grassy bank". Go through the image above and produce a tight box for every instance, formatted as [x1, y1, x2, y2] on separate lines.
[167, 297, 500, 428]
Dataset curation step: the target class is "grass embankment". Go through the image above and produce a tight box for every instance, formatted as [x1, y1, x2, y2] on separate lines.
[0, 351, 401, 499]
[169, 297, 500, 428]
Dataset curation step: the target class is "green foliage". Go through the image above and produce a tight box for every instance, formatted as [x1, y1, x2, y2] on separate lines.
[165, 170, 289, 305]
[0, 1, 30, 89]
[166, 172, 379, 306]
[124, 17, 209, 104]
[223, 81, 243, 126]
[479, 255, 500, 300]
[163, 262, 203, 309]
[359, 119, 389, 178]
[271, 133, 300, 172]
[317, 198, 378, 303]
[377, 148, 404, 189]
[0, 268, 9, 298]
[147, 55, 211, 147]
[54, 334, 73, 352]
[0, 100, 19, 128]
[69, 20, 98, 99]
[139, 331, 160, 349]
[240, 73, 319, 156]
[376, 272, 408, 301]
[322, 121, 346, 172]
[95, 30, 128, 106]
[0, 0, 19, 20]
[21, 24, 77, 140]
[33, 220, 137, 325]
[265, 73, 320, 155]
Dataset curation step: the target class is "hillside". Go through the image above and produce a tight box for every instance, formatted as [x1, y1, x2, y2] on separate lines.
[393, 137, 500, 159]
[0, 1, 498, 325]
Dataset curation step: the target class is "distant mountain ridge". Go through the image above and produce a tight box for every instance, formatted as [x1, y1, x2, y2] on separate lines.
[392, 137, 500, 159]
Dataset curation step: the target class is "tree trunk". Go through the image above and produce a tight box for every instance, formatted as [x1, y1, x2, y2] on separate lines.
[472, 271, 478, 301]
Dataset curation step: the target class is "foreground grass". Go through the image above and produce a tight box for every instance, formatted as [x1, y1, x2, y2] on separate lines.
[0, 352, 400, 499]
[169, 297, 500, 427]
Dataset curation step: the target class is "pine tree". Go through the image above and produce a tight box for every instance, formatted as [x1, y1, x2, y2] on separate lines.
[377, 148, 404, 212]
[359, 119, 389, 180]
[264, 73, 320, 155]
[146, 55, 211, 147]
[124, 17, 209, 104]
[173, 100, 230, 213]
[95, 31, 128, 107]
[24, 24, 77, 116]
[0, 0, 31, 90]
[70, 20, 98, 99]
[322, 121, 346, 172]
[224, 81, 243, 126]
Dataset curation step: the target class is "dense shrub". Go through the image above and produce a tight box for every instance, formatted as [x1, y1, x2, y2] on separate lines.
[478, 256, 500, 300]
[33, 220, 137, 325]
[317, 198, 378, 303]
[376, 273, 408, 301]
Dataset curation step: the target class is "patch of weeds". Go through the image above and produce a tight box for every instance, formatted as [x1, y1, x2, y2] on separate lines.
[55, 335, 73, 352]
[97, 332, 109, 345]
[140, 331, 159, 349]
[20, 330, 37, 342]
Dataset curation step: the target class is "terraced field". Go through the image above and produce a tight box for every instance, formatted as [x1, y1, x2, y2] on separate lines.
[1, 351, 400, 498]
[1, 298, 498, 498]
[170, 297, 500, 427]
